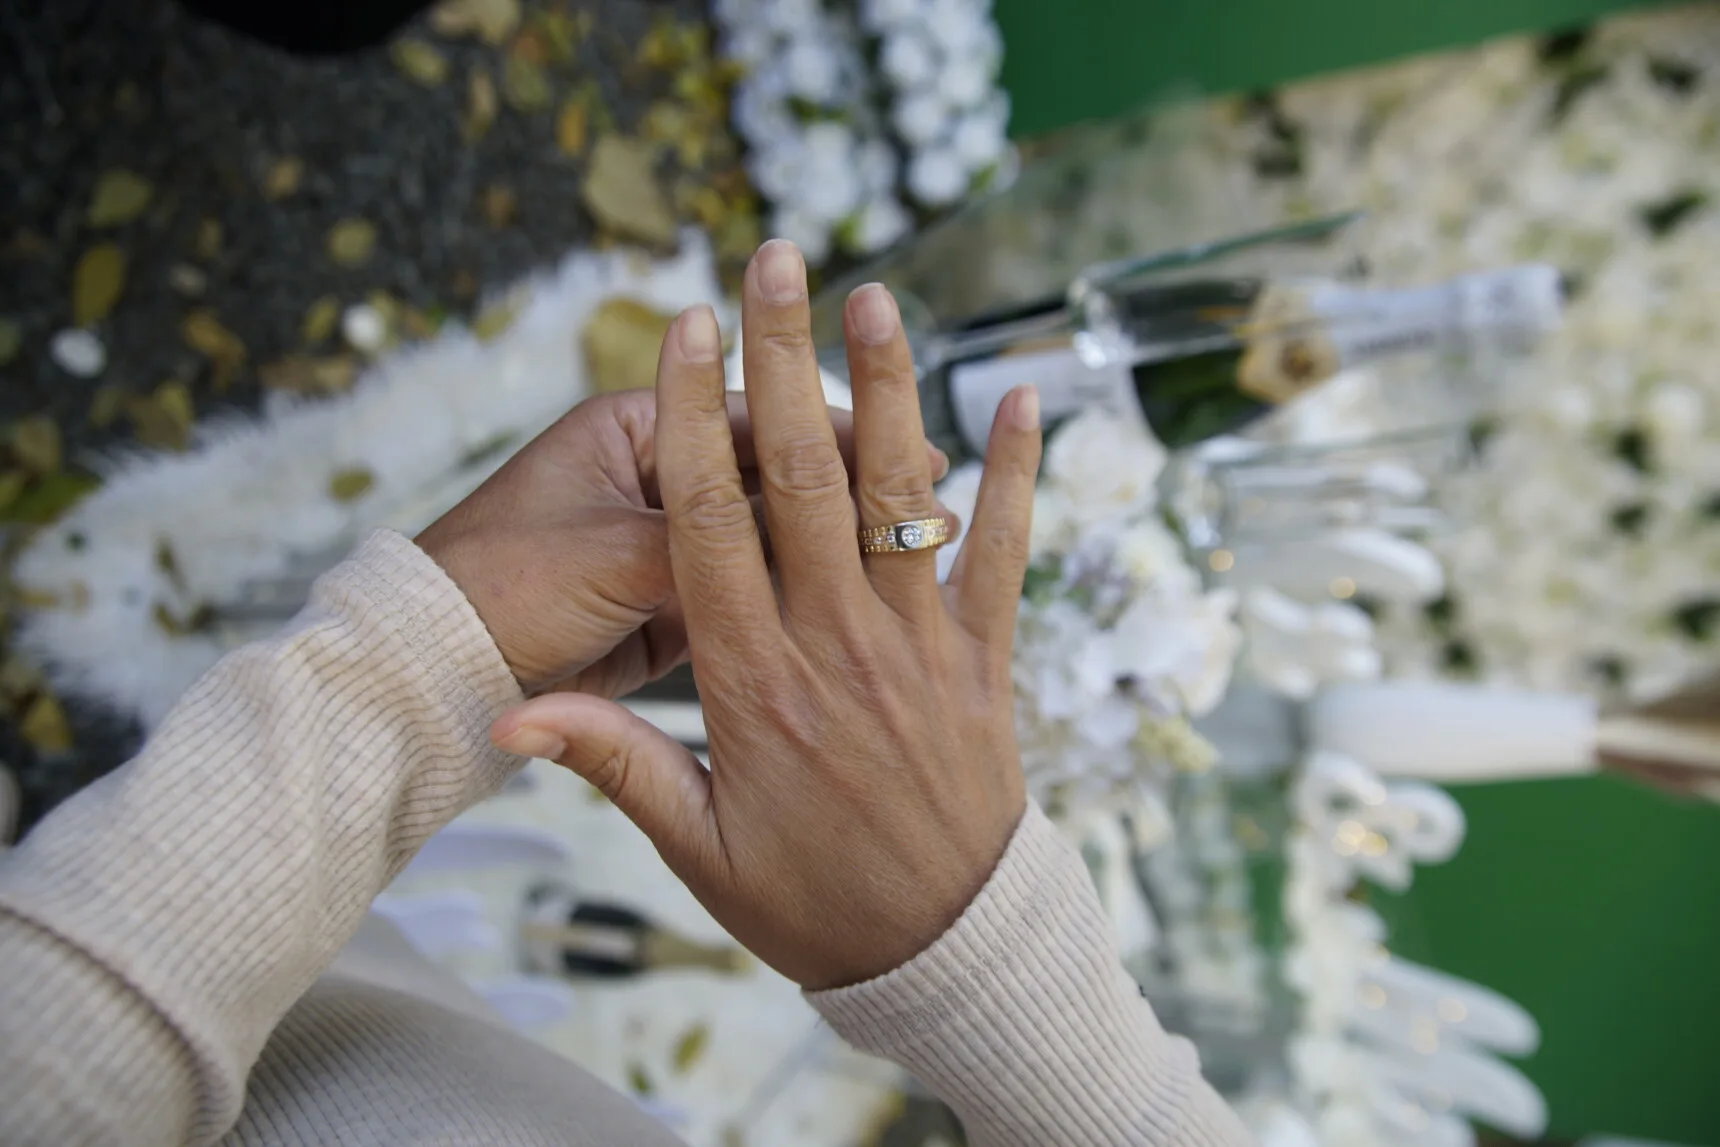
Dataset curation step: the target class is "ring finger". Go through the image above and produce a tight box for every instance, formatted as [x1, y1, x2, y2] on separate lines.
[845, 283, 944, 619]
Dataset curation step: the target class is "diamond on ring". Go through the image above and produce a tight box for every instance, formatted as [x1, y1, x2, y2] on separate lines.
[858, 517, 950, 555]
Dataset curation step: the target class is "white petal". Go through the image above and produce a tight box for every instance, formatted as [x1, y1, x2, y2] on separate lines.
[49, 329, 106, 378]
[906, 149, 968, 206]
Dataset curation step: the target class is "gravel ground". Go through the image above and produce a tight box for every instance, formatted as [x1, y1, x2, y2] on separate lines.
[0, 0, 743, 829]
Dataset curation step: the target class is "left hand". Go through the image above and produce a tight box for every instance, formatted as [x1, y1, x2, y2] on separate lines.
[417, 386, 949, 700]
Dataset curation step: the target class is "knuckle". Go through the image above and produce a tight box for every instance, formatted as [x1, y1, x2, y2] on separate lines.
[675, 477, 756, 536]
[979, 516, 1029, 567]
[584, 749, 634, 805]
[864, 463, 932, 513]
[757, 326, 815, 359]
[764, 435, 849, 497]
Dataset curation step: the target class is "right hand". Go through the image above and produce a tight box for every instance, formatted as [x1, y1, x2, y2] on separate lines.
[491, 240, 1043, 990]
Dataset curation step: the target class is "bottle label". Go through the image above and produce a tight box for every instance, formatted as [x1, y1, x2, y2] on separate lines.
[948, 347, 1135, 453]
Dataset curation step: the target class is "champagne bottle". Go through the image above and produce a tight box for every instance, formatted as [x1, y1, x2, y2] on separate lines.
[521, 882, 750, 979]
[917, 262, 1562, 460]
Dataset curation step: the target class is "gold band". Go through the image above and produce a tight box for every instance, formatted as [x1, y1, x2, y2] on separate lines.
[858, 517, 950, 555]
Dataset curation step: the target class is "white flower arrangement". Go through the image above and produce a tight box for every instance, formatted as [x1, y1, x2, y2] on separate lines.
[714, 0, 1013, 265]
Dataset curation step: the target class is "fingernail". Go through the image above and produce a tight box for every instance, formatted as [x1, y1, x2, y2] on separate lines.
[1014, 385, 1041, 431]
[754, 239, 806, 304]
[496, 726, 566, 760]
[850, 282, 899, 344]
[929, 445, 950, 481]
[677, 304, 722, 363]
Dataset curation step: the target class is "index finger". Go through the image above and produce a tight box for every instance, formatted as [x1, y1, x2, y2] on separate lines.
[655, 304, 782, 659]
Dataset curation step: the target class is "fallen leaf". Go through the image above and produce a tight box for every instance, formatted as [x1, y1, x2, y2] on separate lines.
[259, 354, 357, 395]
[2, 471, 99, 524]
[479, 183, 517, 228]
[430, 0, 519, 45]
[181, 309, 246, 389]
[71, 243, 127, 326]
[194, 217, 223, 261]
[0, 318, 20, 366]
[0, 653, 42, 703]
[127, 382, 195, 451]
[581, 136, 676, 245]
[713, 209, 761, 263]
[21, 694, 72, 754]
[671, 1024, 709, 1074]
[555, 95, 589, 156]
[328, 467, 375, 502]
[152, 601, 217, 637]
[262, 156, 305, 200]
[11, 417, 61, 475]
[301, 296, 341, 344]
[537, 9, 582, 63]
[472, 295, 523, 342]
[88, 384, 126, 428]
[154, 537, 189, 594]
[581, 297, 674, 394]
[687, 184, 728, 230]
[326, 218, 378, 267]
[400, 305, 439, 340]
[0, 470, 27, 514]
[626, 1063, 653, 1096]
[508, 27, 548, 66]
[463, 69, 499, 142]
[86, 169, 155, 228]
[502, 57, 552, 112]
[391, 37, 450, 85]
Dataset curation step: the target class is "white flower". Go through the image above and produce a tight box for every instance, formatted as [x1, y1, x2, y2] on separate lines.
[937, 56, 994, 108]
[880, 27, 938, 89]
[718, 24, 775, 68]
[758, 0, 819, 34]
[1044, 410, 1167, 521]
[892, 90, 950, 148]
[952, 108, 1008, 169]
[906, 148, 968, 206]
[781, 34, 841, 102]
[768, 205, 831, 266]
[1109, 589, 1241, 717]
[856, 138, 899, 197]
[746, 140, 803, 201]
[342, 303, 388, 354]
[731, 77, 792, 146]
[858, 0, 923, 34]
[847, 195, 913, 255]
[1114, 519, 1200, 597]
[795, 125, 863, 222]
[924, 0, 989, 53]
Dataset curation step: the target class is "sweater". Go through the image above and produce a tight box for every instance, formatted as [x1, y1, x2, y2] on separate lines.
[0, 529, 1251, 1147]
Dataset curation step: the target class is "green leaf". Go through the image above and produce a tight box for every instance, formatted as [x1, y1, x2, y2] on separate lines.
[670, 1023, 709, 1074]
[2, 471, 101, 524]
[328, 467, 376, 502]
[86, 169, 155, 228]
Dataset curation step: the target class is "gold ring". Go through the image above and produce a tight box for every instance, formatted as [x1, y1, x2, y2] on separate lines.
[859, 517, 950, 554]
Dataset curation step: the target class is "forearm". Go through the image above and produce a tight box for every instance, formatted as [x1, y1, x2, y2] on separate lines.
[0, 530, 522, 1147]
[809, 803, 1253, 1147]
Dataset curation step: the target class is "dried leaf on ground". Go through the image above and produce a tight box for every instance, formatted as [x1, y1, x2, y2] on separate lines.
[0, 653, 42, 703]
[582, 298, 674, 394]
[326, 218, 378, 267]
[670, 1024, 709, 1074]
[463, 69, 499, 142]
[259, 354, 357, 395]
[71, 243, 127, 326]
[21, 694, 73, 754]
[2, 472, 99, 524]
[0, 471, 27, 515]
[479, 184, 518, 228]
[194, 218, 224, 261]
[392, 38, 450, 85]
[0, 318, 21, 367]
[626, 1063, 653, 1096]
[430, 0, 519, 45]
[328, 467, 376, 502]
[88, 384, 126, 427]
[509, 27, 548, 66]
[262, 156, 305, 200]
[86, 169, 155, 228]
[582, 136, 676, 245]
[472, 294, 523, 342]
[12, 417, 61, 475]
[556, 95, 589, 156]
[302, 296, 341, 344]
[502, 57, 552, 112]
[127, 382, 195, 451]
[181, 309, 246, 389]
[536, 9, 585, 64]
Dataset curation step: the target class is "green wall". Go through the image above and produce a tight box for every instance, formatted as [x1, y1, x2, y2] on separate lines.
[992, 2, 1720, 1142]
[996, 0, 1662, 136]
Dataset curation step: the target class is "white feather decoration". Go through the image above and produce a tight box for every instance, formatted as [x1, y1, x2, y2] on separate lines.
[16, 234, 728, 730]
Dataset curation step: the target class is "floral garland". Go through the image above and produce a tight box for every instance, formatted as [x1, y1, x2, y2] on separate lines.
[713, 0, 1012, 265]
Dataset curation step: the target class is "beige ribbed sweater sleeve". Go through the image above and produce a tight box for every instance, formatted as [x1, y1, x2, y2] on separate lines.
[808, 802, 1254, 1147]
[0, 528, 1248, 1147]
[0, 530, 524, 1146]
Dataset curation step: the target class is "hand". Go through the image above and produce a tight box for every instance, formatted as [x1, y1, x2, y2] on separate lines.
[491, 240, 1043, 989]
[417, 388, 948, 700]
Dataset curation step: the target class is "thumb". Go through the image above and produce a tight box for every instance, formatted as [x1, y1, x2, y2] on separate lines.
[492, 694, 715, 862]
